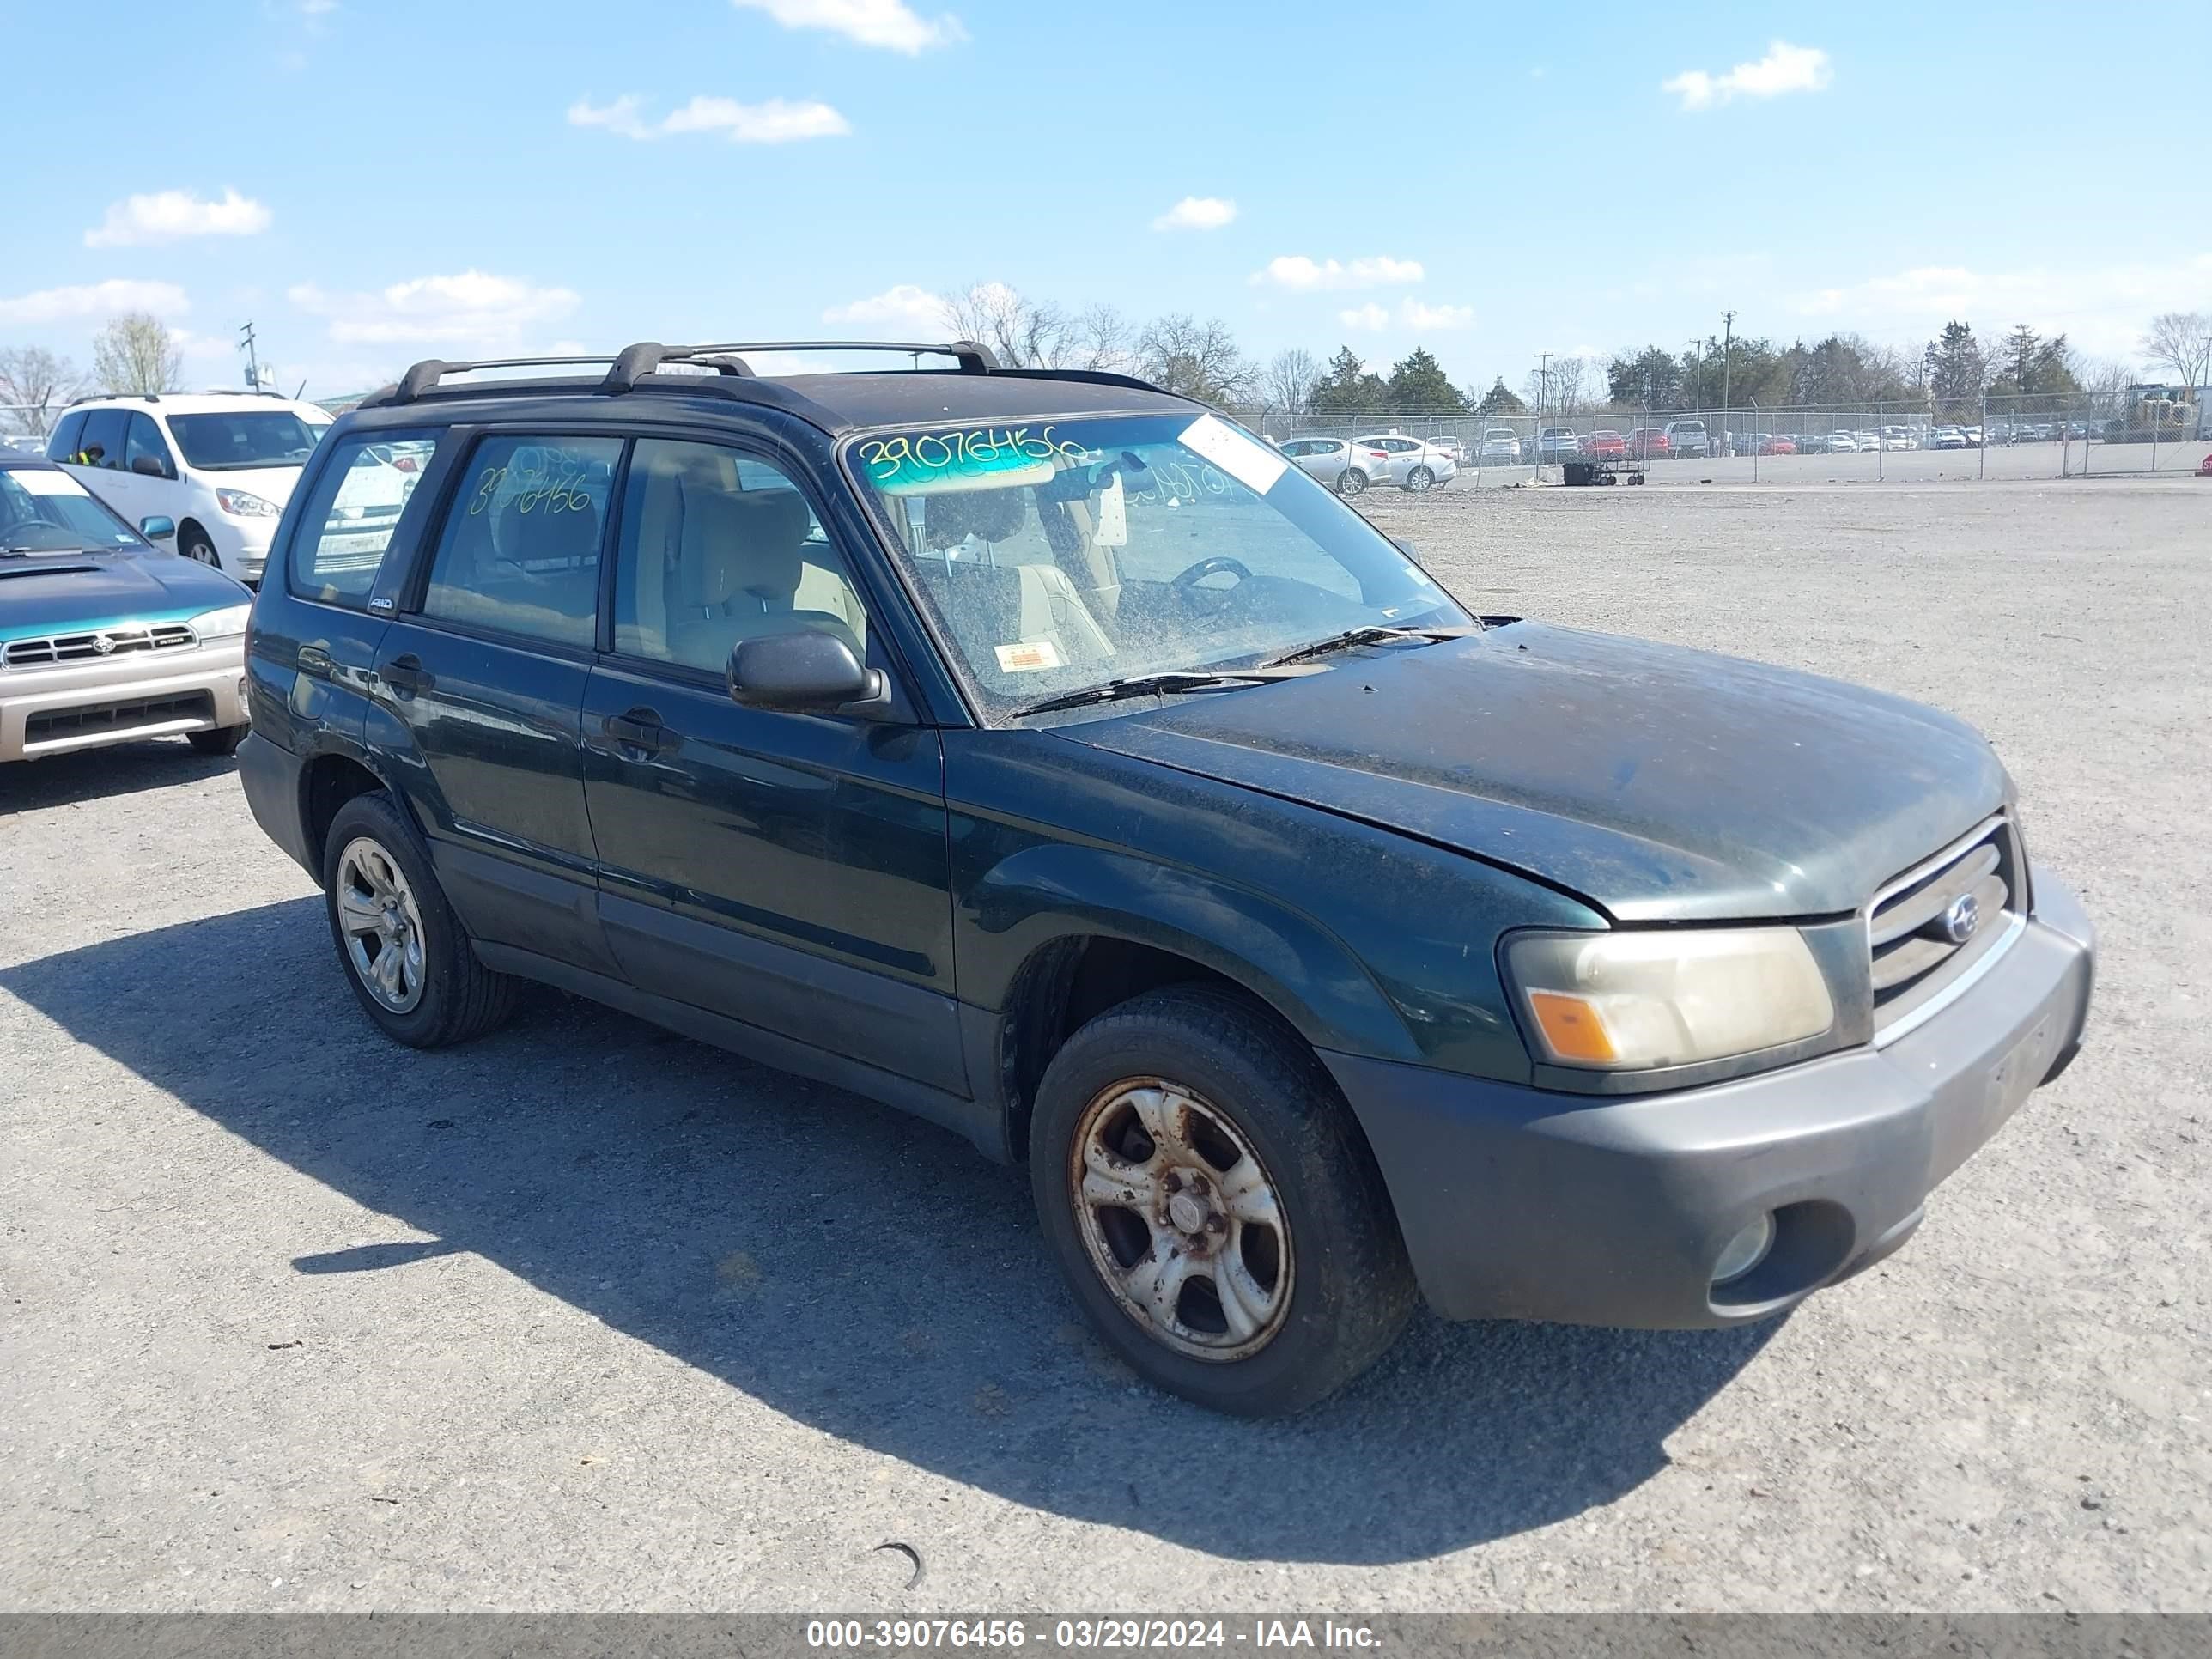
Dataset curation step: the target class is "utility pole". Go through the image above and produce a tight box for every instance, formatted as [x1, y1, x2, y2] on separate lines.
[238, 321, 264, 392]
[1535, 353, 1552, 478]
[1720, 310, 1735, 453]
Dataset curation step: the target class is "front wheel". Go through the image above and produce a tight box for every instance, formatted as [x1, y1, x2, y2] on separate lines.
[1029, 987, 1415, 1416]
[1403, 466, 1435, 493]
[180, 531, 220, 568]
[1336, 468, 1367, 498]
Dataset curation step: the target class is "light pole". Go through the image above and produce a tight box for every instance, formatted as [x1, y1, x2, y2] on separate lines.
[1720, 309, 1735, 453]
[1534, 352, 1552, 479]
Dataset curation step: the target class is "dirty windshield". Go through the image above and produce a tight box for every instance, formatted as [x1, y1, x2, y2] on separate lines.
[846, 412, 1467, 714]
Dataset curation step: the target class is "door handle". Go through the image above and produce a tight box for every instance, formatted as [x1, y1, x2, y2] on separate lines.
[297, 645, 333, 676]
[602, 709, 674, 755]
[380, 653, 429, 696]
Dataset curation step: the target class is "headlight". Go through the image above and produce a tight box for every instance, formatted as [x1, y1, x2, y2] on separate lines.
[191, 604, 252, 641]
[1505, 928, 1835, 1071]
[215, 488, 278, 518]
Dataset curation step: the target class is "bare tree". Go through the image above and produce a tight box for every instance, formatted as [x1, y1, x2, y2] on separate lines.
[93, 313, 182, 394]
[2142, 312, 2211, 392]
[939, 283, 1070, 369]
[1521, 356, 1589, 416]
[0, 345, 92, 434]
[1061, 304, 1135, 374]
[1261, 348, 1320, 414]
[1135, 314, 1253, 405]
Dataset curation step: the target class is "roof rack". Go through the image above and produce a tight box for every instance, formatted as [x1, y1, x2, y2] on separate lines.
[364, 340, 1006, 409]
[68, 392, 160, 406]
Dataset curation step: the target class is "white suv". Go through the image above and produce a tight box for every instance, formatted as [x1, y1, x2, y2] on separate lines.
[46, 392, 335, 584]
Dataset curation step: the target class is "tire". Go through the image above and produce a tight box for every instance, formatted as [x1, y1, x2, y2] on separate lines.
[185, 725, 246, 757]
[180, 530, 220, 568]
[1336, 468, 1368, 498]
[1029, 985, 1415, 1416]
[1403, 466, 1434, 494]
[319, 791, 517, 1048]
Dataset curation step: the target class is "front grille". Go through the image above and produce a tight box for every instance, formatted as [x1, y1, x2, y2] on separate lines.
[1869, 817, 2024, 1038]
[24, 690, 215, 744]
[3, 622, 197, 668]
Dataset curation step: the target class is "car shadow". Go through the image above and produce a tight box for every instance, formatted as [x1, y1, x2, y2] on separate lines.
[1, 738, 235, 812]
[2, 899, 1778, 1565]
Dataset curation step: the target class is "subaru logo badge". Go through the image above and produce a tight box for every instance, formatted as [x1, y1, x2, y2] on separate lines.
[1941, 892, 1980, 945]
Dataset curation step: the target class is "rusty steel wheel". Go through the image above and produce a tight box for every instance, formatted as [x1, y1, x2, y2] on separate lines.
[1068, 1076, 1293, 1362]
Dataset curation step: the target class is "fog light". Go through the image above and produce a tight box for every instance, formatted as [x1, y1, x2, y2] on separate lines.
[1711, 1213, 1776, 1285]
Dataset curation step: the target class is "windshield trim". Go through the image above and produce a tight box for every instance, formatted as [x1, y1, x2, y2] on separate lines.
[832, 410, 1470, 730]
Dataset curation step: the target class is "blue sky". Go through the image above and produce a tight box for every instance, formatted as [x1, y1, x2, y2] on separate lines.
[5, 0, 2207, 398]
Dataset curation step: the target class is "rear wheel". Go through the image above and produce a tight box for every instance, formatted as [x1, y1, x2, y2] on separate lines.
[1336, 468, 1368, 498]
[1029, 986, 1415, 1416]
[1404, 465, 1435, 494]
[320, 791, 516, 1048]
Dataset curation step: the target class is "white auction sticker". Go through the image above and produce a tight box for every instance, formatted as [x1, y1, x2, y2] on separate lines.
[1092, 472, 1127, 546]
[11, 468, 87, 496]
[1178, 414, 1287, 495]
[994, 639, 1065, 673]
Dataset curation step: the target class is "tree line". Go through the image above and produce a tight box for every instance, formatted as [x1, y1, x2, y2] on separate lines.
[5, 290, 2208, 435]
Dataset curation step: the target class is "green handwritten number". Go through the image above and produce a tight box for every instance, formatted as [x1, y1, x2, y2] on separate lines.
[467, 465, 506, 515]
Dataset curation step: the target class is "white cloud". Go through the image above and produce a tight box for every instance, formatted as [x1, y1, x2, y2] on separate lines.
[1663, 41, 1832, 111]
[730, 0, 963, 53]
[822, 283, 947, 329]
[84, 187, 271, 248]
[288, 270, 580, 349]
[1338, 303, 1390, 331]
[1795, 253, 2212, 357]
[1401, 300, 1474, 331]
[1152, 196, 1237, 232]
[0, 279, 191, 325]
[1253, 254, 1425, 291]
[568, 94, 848, 143]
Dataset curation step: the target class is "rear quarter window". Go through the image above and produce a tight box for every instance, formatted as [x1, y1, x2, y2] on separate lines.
[288, 432, 440, 609]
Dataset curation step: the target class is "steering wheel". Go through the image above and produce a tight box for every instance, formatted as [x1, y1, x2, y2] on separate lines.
[1170, 556, 1254, 591]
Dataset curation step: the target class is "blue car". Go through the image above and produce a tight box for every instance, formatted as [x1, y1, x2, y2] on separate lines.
[0, 454, 254, 762]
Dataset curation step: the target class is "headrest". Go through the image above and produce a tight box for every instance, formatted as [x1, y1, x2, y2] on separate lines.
[495, 494, 601, 564]
[688, 488, 813, 608]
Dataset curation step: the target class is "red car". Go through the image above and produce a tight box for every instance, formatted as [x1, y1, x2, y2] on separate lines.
[1758, 434, 1797, 456]
[1629, 427, 1671, 459]
[1586, 429, 1628, 459]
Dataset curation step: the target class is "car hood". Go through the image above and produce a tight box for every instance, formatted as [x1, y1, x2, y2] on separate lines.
[1052, 622, 2008, 921]
[0, 550, 250, 639]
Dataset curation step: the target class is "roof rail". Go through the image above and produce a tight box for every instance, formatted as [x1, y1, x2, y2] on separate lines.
[362, 354, 634, 409]
[67, 392, 160, 406]
[612, 339, 1002, 382]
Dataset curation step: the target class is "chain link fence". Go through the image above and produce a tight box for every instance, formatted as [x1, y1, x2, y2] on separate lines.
[1252, 388, 2212, 485]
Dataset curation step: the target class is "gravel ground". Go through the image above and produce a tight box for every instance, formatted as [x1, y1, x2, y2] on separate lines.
[3, 477, 2208, 1613]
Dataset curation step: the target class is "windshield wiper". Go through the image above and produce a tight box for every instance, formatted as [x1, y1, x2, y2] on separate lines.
[1261, 623, 1483, 669]
[1011, 669, 1304, 720]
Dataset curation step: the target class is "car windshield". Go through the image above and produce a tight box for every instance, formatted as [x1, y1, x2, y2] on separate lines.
[167, 411, 325, 471]
[846, 411, 1468, 716]
[0, 466, 145, 551]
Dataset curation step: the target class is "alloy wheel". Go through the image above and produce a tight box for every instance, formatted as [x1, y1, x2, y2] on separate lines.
[1067, 1077, 1293, 1361]
[333, 836, 428, 1013]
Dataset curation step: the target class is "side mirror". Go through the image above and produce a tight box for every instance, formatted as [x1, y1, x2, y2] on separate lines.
[140, 515, 176, 541]
[131, 454, 170, 478]
[728, 629, 891, 717]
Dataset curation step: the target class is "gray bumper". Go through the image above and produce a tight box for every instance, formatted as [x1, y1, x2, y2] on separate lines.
[1323, 878, 2095, 1328]
[237, 731, 317, 876]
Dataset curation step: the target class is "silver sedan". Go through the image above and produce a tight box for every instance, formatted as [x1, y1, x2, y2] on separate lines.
[1351, 433, 1460, 493]
[1278, 435, 1395, 497]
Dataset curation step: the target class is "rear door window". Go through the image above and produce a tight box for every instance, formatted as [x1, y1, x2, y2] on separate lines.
[289, 432, 439, 610]
[78, 410, 127, 469]
[417, 434, 620, 649]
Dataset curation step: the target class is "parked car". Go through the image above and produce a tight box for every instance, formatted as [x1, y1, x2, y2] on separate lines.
[1351, 434, 1458, 492]
[1628, 427, 1672, 459]
[1758, 434, 1797, 456]
[1820, 433, 1862, 453]
[1929, 427, 1970, 451]
[46, 392, 335, 585]
[1662, 418, 1711, 459]
[1427, 437, 1468, 466]
[1279, 436, 1391, 498]
[1584, 429, 1628, 459]
[1881, 427, 1918, 451]
[236, 339, 2094, 1417]
[4, 433, 51, 456]
[0, 454, 253, 762]
[1479, 428, 1523, 464]
[1533, 426, 1582, 462]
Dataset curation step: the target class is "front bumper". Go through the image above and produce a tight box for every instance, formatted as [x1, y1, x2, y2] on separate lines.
[0, 641, 248, 760]
[224, 520, 276, 585]
[1323, 877, 2095, 1328]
